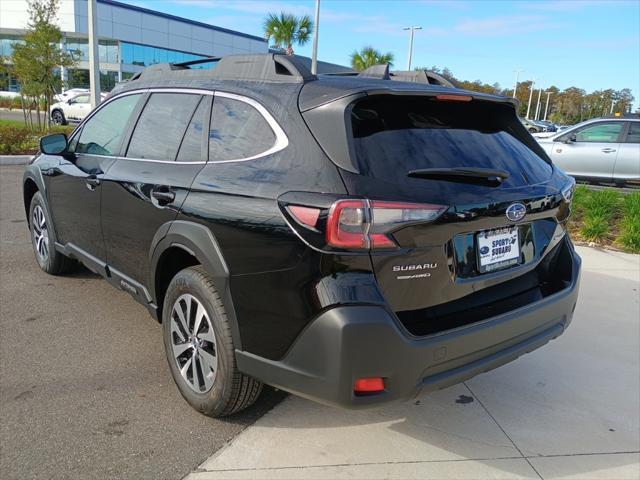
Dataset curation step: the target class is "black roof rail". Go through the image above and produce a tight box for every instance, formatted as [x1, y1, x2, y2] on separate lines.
[390, 70, 455, 88]
[357, 64, 390, 80]
[320, 65, 454, 88]
[134, 53, 316, 84]
[174, 57, 222, 68]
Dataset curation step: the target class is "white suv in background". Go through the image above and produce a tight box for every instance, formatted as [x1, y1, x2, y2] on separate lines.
[536, 117, 640, 186]
[50, 91, 108, 125]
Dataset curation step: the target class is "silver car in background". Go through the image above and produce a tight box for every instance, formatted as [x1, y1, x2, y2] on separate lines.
[535, 117, 640, 186]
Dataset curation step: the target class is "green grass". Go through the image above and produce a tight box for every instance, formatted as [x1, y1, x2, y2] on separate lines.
[0, 118, 34, 128]
[569, 186, 640, 254]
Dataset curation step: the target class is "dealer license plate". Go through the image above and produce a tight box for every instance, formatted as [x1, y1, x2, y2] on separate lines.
[477, 227, 520, 273]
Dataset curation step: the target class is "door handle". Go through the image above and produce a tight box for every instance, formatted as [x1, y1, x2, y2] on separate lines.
[601, 148, 617, 153]
[151, 187, 176, 204]
[86, 175, 100, 191]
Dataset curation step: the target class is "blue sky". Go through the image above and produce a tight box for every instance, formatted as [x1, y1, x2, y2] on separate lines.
[131, 0, 639, 107]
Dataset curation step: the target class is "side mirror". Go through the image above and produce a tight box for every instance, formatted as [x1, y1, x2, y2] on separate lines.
[563, 134, 576, 144]
[40, 133, 68, 155]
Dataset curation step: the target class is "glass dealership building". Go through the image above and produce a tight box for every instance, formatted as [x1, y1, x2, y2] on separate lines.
[0, 0, 268, 93]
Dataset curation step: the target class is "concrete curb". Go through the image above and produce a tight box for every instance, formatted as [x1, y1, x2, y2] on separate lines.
[0, 155, 32, 165]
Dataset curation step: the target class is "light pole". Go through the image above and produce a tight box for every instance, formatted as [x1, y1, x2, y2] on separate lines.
[310, 0, 320, 74]
[534, 84, 543, 120]
[544, 91, 551, 120]
[403, 26, 422, 70]
[512, 69, 524, 98]
[88, 0, 101, 108]
[526, 78, 535, 119]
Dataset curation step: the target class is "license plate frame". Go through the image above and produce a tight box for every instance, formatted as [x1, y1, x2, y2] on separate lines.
[476, 226, 521, 273]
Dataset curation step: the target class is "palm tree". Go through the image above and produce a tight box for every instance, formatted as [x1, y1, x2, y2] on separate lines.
[263, 13, 313, 56]
[350, 47, 394, 72]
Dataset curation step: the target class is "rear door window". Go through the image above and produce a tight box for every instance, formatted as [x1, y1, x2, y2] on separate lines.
[573, 122, 623, 143]
[208, 95, 276, 161]
[126, 93, 201, 161]
[624, 122, 640, 143]
[349, 95, 552, 186]
[176, 96, 210, 162]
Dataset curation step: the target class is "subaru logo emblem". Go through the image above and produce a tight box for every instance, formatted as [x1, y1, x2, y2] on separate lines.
[506, 203, 526, 222]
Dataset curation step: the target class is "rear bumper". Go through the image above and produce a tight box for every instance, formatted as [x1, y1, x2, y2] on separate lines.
[236, 243, 581, 409]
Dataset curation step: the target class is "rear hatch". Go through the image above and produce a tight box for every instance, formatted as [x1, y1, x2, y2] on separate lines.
[303, 91, 573, 335]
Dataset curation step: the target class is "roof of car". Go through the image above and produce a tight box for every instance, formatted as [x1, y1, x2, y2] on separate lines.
[297, 75, 515, 111]
[111, 53, 518, 112]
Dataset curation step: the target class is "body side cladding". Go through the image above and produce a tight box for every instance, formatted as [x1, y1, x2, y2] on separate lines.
[149, 220, 242, 349]
[22, 165, 47, 224]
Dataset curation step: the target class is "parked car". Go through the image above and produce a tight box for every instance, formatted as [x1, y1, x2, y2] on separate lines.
[50, 91, 109, 125]
[536, 120, 557, 132]
[53, 88, 90, 103]
[520, 117, 546, 133]
[536, 117, 640, 185]
[24, 54, 581, 417]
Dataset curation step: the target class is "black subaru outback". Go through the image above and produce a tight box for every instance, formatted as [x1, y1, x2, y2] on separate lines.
[23, 54, 580, 417]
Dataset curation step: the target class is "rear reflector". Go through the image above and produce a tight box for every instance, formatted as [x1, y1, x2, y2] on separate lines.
[288, 205, 321, 228]
[354, 377, 385, 394]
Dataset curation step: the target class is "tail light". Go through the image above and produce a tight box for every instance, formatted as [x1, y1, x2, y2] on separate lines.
[561, 178, 576, 203]
[287, 198, 446, 251]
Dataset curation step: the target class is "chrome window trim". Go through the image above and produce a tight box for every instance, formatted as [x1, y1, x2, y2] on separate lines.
[70, 87, 289, 164]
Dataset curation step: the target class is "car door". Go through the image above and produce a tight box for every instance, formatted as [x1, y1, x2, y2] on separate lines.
[613, 122, 640, 183]
[67, 94, 91, 121]
[549, 121, 624, 182]
[46, 93, 144, 274]
[100, 91, 211, 299]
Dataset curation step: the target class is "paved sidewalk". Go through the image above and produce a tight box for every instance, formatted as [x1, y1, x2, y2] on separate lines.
[187, 246, 640, 480]
[0, 155, 32, 165]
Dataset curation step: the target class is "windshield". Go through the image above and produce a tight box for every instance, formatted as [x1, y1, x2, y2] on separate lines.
[349, 95, 553, 186]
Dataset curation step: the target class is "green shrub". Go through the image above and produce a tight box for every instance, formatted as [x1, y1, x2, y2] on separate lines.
[0, 95, 43, 110]
[580, 215, 610, 242]
[583, 189, 621, 218]
[618, 193, 640, 252]
[0, 125, 39, 154]
[571, 185, 590, 217]
[0, 121, 75, 154]
[623, 192, 640, 218]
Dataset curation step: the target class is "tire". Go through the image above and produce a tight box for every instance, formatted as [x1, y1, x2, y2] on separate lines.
[162, 266, 263, 417]
[528, 127, 536, 133]
[29, 191, 76, 275]
[51, 109, 66, 125]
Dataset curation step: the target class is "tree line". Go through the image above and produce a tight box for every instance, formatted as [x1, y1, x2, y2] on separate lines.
[417, 66, 636, 125]
[262, 13, 635, 126]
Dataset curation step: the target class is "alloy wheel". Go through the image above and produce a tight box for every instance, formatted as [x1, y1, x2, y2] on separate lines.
[32, 205, 49, 261]
[170, 293, 218, 393]
[51, 111, 63, 125]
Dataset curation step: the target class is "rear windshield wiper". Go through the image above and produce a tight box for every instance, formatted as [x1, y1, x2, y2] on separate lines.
[408, 167, 510, 186]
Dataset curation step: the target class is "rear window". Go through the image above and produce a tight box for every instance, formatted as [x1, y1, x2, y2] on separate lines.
[349, 96, 552, 186]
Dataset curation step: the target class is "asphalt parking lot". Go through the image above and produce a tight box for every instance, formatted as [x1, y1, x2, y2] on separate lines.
[0, 165, 284, 480]
[1, 163, 639, 480]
